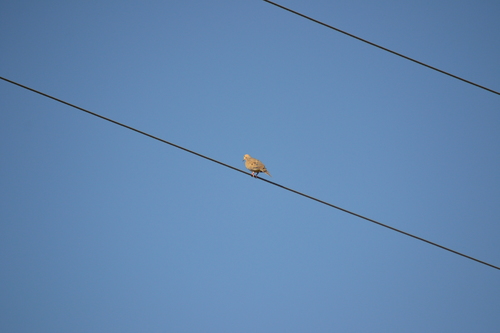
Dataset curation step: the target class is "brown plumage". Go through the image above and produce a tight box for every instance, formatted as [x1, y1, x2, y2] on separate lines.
[243, 154, 272, 178]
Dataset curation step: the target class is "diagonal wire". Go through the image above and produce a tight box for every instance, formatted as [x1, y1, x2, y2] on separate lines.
[1, 75, 499, 271]
[0, 76, 245, 175]
[263, 0, 500, 96]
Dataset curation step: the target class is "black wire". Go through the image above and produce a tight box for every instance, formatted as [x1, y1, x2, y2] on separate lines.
[0, 77, 245, 175]
[1, 75, 499, 271]
[263, 0, 500, 96]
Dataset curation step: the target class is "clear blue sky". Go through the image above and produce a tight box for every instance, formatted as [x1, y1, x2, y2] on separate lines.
[1, 1, 499, 332]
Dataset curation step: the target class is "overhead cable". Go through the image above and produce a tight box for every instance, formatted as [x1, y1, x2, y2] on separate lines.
[263, 0, 500, 96]
[1, 76, 499, 271]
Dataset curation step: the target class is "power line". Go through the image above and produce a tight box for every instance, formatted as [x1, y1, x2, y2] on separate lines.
[1, 75, 499, 271]
[263, 0, 500, 96]
[0, 77, 244, 174]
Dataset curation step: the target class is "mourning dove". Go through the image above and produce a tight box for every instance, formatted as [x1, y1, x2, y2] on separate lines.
[243, 154, 272, 178]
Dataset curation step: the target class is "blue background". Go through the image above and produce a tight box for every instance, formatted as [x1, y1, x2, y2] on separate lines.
[1, 1, 499, 332]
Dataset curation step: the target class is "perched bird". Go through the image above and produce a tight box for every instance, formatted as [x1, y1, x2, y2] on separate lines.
[243, 154, 272, 178]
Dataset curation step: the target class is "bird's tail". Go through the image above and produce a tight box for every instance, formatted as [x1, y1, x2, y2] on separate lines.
[264, 170, 272, 177]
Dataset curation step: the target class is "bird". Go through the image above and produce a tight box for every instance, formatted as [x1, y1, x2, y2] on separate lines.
[243, 154, 272, 178]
